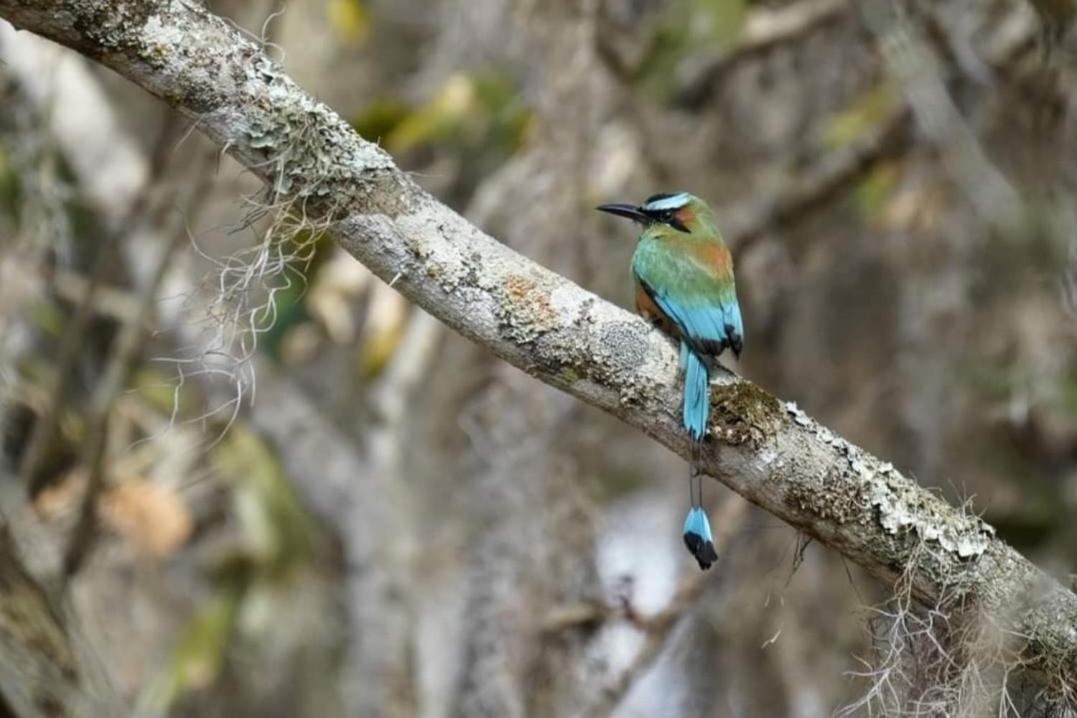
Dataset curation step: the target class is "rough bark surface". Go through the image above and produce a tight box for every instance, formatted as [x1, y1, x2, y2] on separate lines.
[1, 0, 1074, 691]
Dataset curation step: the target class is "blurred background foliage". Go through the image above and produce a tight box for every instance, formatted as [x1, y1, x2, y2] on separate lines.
[1, 0, 1077, 716]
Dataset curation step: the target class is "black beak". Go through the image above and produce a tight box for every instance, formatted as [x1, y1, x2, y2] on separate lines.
[596, 202, 650, 223]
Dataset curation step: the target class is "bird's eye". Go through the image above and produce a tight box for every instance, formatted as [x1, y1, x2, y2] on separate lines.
[665, 211, 690, 233]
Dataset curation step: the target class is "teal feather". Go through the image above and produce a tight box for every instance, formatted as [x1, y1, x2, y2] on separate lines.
[627, 193, 743, 441]
[598, 192, 740, 571]
[681, 507, 718, 570]
[680, 340, 709, 441]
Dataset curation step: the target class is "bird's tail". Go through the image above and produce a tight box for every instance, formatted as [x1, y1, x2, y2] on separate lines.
[682, 507, 718, 570]
[681, 342, 710, 441]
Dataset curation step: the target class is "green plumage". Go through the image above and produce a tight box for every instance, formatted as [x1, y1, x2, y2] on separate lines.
[632, 228, 738, 313]
[629, 194, 743, 367]
[597, 191, 743, 570]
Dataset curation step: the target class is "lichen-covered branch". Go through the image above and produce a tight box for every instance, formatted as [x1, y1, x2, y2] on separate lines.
[1, 0, 1074, 693]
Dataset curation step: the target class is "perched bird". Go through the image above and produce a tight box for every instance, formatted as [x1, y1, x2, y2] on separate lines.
[597, 192, 743, 570]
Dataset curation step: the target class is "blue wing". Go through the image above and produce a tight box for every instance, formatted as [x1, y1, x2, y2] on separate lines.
[637, 276, 743, 358]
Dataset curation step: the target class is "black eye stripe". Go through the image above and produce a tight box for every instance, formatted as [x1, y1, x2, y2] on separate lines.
[639, 205, 689, 232]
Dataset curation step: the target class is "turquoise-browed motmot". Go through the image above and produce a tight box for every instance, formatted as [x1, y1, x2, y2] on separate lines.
[597, 192, 743, 570]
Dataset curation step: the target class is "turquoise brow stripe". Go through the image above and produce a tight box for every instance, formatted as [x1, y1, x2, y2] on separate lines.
[642, 192, 690, 211]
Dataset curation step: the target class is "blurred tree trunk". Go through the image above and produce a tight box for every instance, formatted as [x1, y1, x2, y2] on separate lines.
[433, 3, 608, 714]
[0, 524, 121, 717]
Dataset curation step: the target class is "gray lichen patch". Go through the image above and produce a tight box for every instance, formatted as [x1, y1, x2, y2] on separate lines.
[535, 318, 664, 409]
[495, 271, 565, 344]
[591, 321, 666, 405]
[866, 470, 995, 559]
[830, 439, 996, 559]
[783, 399, 995, 559]
[782, 468, 868, 525]
[785, 401, 817, 430]
[594, 321, 648, 371]
[141, 12, 187, 68]
[394, 215, 475, 292]
[238, 61, 396, 201]
[708, 381, 784, 447]
[70, 0, 161, 55]
[547, 284, 590, 327]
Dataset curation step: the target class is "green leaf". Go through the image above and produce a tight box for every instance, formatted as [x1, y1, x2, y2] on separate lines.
[327, 0, 370, 45]
[212, 427, 314, 581]
[149, 590, 241, 708]
[821, 84, 900, 149]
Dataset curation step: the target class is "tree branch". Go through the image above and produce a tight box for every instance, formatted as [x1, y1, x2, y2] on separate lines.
[1, 0, 1074, 693]
[579, 499, 751, 718]
[674, 0, 850, 109]
[0, 523, 121, 717]
[723, 106, 911, 248]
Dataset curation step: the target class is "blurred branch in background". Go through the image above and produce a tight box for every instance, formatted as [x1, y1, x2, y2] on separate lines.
[579, 497, 750, 718]
[250, 310, 443, 717]
[710, 0, 1039, 249]
[673, 0, 850, 109]
[441, 7, 607, 713]
[865, 1, 1025, 230]
[60, 142, 218, 582]
[723, 106, 911, 248]
[0, 523, 121, 717]
[8, 51, 164, 496]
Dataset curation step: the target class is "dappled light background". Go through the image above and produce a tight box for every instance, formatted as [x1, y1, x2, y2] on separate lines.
[1, 0, 1076, 716]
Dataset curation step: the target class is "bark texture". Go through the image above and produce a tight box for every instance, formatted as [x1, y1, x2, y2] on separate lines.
[0, 0, 1074, 693]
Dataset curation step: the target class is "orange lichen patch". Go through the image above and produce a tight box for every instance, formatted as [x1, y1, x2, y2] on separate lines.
[501, 273, 558, 337]
[503, 273, 535, 302]
[100, 481, 193, 558]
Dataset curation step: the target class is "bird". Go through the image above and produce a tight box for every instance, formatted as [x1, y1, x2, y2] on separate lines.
[597, 192, 743, 570]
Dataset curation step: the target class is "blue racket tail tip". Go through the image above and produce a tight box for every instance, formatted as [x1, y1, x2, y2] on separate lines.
[681, 507, 719, 570]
